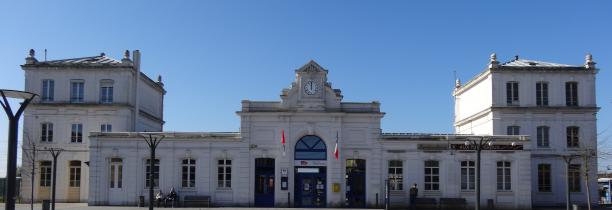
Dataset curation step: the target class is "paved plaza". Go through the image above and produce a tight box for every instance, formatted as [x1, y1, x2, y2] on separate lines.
[0, 203, 377, 210]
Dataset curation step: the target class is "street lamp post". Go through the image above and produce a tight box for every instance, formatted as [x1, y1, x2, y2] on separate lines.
[0, 89, 37, 210]
[46, 148, 63, 210]
[464, 137, 492, 210]
[141, 133, 165, 210]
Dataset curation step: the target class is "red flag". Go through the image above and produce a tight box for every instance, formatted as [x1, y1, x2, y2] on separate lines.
[281, 129, 286, 156]
[334, 132, 339, 160]
[281, 129, 286, 145]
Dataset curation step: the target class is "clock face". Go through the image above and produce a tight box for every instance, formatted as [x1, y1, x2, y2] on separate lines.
[304, 80, 318, 95]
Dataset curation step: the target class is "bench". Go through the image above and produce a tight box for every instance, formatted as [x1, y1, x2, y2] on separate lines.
[439, 198, 467, 210]
[414, 198, 437, 209]
[183, 195, 211, 207]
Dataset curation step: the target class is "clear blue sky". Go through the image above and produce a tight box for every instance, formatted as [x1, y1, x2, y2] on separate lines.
[0, 1, 611, 175]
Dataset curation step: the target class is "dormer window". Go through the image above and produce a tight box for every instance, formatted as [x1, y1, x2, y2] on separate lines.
[506, 82, 519, 106]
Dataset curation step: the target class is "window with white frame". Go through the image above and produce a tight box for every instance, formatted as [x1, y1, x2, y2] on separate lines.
[101, 124, 112, 132]
[537, 126, 550, 148]
[424, 160, 440, 191]
[506, 82, 519, 105]
[388, 160, 403, 191]
[41, 123, 53, 142]
[145, 159, 160, 188]
[218, 159, 231, 188]
[71, 123, 83, 143]
[110, 158, 123, 188]
[42, 79, 54, 102]
[182, 158, 196, 188]
[69, 161, 81, 187]
[70, 80, 84, 103]
[567, 126, 579, 148]
[507, 126, 520, 135]
[461, 161, 475, 191]
[565, 82, 578, 106]
[40, 161, 52, 187]
[536, 82, 548, 106]
[538, 164, 551, 192]
[569, 164, 581, 192]
[496, 161, 511, 191]
[99, 79, 114, 103]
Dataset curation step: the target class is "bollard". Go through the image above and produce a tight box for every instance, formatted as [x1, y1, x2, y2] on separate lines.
[138, 196, 145, 207]
[487, 199, 494, 210]
[42, 200, 50, 210]
[572, 204, 579, 210]
[288, 192, 291, 207]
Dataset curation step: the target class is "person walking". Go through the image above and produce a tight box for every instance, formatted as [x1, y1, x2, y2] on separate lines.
[409, 183, 418, 210]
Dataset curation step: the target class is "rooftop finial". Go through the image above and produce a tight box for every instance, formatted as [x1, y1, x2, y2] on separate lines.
[514, 55, 519, 60]
[121, 50, 133, 64]
[157, 75, 164, 87]
[25, 49, 38, 64]
[585, 53, 596, 69]
[100, 52, 106, 56]
[455, 78, 461, 89]
[489, 53, 500, 69]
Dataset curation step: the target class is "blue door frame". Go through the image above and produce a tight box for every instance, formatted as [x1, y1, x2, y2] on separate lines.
[295, 167, 326, 208]
[254, 158, 275, 207]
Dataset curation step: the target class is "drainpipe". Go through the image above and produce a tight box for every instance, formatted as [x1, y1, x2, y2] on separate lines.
[133, 50, 141, 131]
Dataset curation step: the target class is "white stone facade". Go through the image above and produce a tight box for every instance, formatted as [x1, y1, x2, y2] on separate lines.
[454, 54, 599, 206]
[88, 61, 531, 209]
[19, 50, 165, 203]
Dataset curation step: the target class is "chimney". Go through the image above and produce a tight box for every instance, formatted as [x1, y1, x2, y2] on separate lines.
[122, 50, 132, 65]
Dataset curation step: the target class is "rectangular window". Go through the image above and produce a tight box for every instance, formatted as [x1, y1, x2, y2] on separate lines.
[182, 158, 196, 188]
[110, 158, 123, 189]
[69, 161, 81, 187]
[537, 126, 550, 148]
[99, 80, 114, 103]
[461, 161, 475, 191]
[71, 124, 83, 143]
[145, 159, 160, 188]
[568, 164, 581, 192]
[538, 164, 551, 192]
[507, 126, 520, 135]
[388, 160, 403, 191]
[218, 159, 231, 188]
[536, 82, 548, 106]
[567, 126, 580, 148]
[424, 160, 440, 191]
[506, 82, 519, 105]
[101, 124, 112, 132]
[41, 123, 53, 142]
[496, 161, 511, 191]
[70, 80, 84, 103]
[42, 79, 54, 102]
[566, 82, 578, 106]
[40, 161, 52, 187]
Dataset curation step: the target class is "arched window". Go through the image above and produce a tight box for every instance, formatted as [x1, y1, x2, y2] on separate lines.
[294, 135, 326, 160]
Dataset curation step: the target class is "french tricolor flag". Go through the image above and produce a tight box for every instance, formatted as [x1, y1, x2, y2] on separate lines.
[334, 131, 339, 160]
[281, 129, 286, 156]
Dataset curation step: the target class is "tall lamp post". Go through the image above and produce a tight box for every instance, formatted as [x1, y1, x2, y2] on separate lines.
[0, 89, 37, 210]
[141, 133, 165, 210]
[463, 137, 493, 210]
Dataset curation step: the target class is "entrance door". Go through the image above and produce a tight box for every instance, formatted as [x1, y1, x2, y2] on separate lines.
[108, 158, 124, 205]
[295, 167, 326, 208]
[254, 158, 275, 207]
[346, 159, 366, 208]
[67, 161, 81, 202]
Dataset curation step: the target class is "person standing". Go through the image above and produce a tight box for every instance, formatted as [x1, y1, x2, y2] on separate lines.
[409, 183, 418, 210]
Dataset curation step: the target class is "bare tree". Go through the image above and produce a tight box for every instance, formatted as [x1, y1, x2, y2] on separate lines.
[20, 131, 39, 210]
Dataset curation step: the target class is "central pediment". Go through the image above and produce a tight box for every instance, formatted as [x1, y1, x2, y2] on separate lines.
[280, 60, 342, 111]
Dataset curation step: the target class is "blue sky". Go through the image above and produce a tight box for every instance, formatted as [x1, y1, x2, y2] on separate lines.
[0, 1, 611, 175]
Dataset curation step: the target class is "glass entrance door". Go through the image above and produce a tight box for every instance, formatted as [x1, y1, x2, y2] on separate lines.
[346, 159, 366, 208]
[254, 158, 275, 207]
[295, 167, 326, 208]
